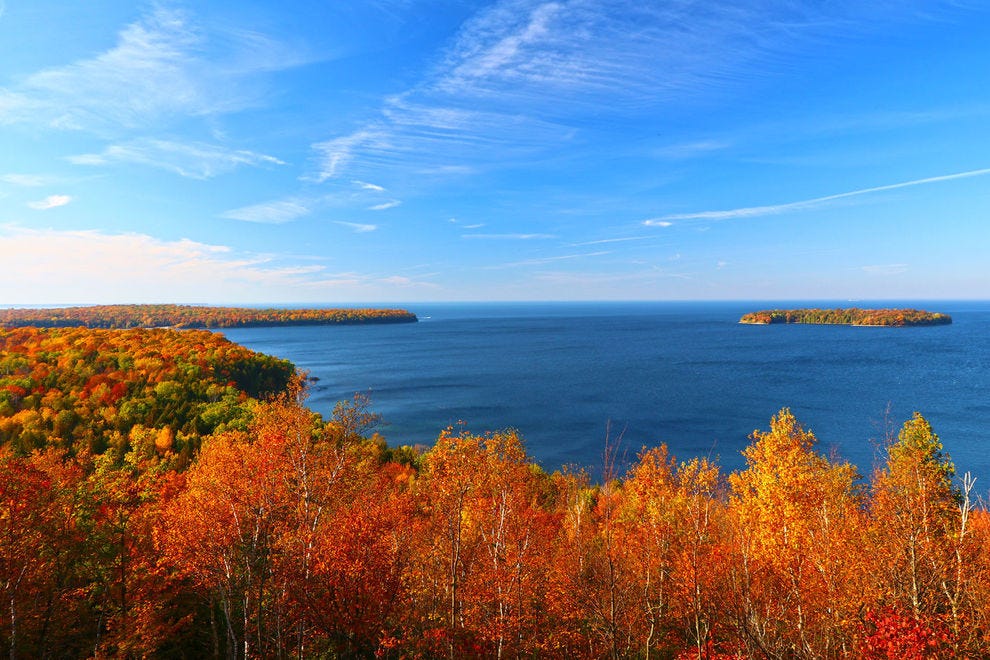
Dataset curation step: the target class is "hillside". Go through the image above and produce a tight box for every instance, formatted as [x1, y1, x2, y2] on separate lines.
[0, 304, 417, 328]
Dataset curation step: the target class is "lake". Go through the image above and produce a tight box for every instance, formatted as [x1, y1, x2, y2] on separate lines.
[222, 301, 990, 490]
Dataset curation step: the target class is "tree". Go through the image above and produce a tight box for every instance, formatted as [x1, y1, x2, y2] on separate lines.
[728, 409, 866, 657]
[868, 413, 970, 654]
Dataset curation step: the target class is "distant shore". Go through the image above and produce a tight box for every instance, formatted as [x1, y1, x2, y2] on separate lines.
[739, 307, 952, 327]
[0, 304, 418, 329]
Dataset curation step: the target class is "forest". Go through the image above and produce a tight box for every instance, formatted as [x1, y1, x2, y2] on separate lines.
[0, 304, 417, 329]
[1, 326, 988, 658]
[739, 308, 952, 327]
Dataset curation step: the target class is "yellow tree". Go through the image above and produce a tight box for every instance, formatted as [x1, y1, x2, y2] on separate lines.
[728, 409, 866, 658]
[669, 456, 727, 657]
[410, 428, 559, 658]
[619, 447, 729, 658]
[158, 426, 292, 659]
[619, 446, 679, 656]
[867, 413, 974, 654]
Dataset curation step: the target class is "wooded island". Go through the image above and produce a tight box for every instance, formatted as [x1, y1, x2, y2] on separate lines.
[740, 307, 952, 326]
[0, 303, 417, 328]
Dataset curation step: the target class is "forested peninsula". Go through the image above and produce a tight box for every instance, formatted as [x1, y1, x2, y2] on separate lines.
[2, 323, 988, 658]
[0, 303, 417, 328]
[740, 307, 952, 326]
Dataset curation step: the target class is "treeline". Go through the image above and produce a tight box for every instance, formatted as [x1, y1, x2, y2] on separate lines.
[0, 327, 293, 461]
[2, 381, 988, 654]
[740, 307, 952, 326]
[0, 304, 418, 329]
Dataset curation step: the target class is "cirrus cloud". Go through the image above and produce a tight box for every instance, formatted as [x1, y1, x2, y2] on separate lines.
[221, 199, 311, 223]
[27, 194, 72, 210]
[68, 139, 284, 179]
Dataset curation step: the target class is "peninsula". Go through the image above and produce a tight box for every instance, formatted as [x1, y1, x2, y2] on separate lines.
[0, 304, 418, 329]
[740, 307, 952, 327]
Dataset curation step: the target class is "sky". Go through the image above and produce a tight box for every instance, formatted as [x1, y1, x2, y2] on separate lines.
[1, 0, 989, 304]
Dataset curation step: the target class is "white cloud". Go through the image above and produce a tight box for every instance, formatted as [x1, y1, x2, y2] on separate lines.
[368, 200, 401, 211]
[305, 1, 968, 184]
[68, 139, 284, 179]
[354, 180, 386, 192]
[462, 233, 555, 239]
[0, 226, 436, 304]
[1, 174, 48, 187]
[658, 167, 990, 221]
[380, 275, 415, 286]
[463, 223, 486, 229]
[311, 130, 383, 182]
[642, 219, 673, 227]
[334, 221, 378, 233]
[862, 263, 908, 275]
[0, 227, 314, 303]
[572, 236, 651, 246]
[433, 1, 842, 110]
[417, 165, 478, 175]
[653, 140, 731, 159]
[492, 250, 612, 268]
[0, 7, 305, 132]
[221, 199, 311, 223]
[27, 194, 72, 210]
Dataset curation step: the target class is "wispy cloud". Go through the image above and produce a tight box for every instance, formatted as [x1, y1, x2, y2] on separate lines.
[0, 227, 316, 303]
[657, 167, 990, 221]
[334, 221, 378, 233]
[642, 219, 673, 227]
[27, 194, 72, 210]
[448, 217, 485, 229]
[862, 263, 908, 275]
[354, 180, 386, 192]
[68, 139, 284, 179]
[462, 232, 556, 240]
[1, 174, 48, 187]
[0, 7, 305, 133]
[221, 199, 311, 223]
[0, 226, 434, 303]
[312, 130, 384, 182]
[307, 1, 969, 184]
[369, 200, 401, 211]
[312, 98, 572, 182]
[491, 250, 612, 268]
[571, 236, 651, 246]
[653, 140, 731, 159]
[432, 1, 876, 112]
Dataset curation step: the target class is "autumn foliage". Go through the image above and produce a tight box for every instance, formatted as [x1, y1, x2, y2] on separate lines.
[3, 328, 990, 657]
[739, 308, 952, 327]
[0, 304, 417, 329]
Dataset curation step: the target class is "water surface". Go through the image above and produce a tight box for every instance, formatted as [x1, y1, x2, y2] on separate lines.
[222, 301, 990, 488]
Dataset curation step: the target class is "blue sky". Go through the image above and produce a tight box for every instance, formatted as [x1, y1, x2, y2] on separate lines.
[1, 0, 988, 304]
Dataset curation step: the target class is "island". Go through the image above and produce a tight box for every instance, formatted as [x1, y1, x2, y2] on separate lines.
[0, 303, 417, 329]
[739, 307, 952, 327]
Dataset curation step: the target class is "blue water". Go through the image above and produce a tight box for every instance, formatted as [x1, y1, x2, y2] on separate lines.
[221, 301, 990, 490]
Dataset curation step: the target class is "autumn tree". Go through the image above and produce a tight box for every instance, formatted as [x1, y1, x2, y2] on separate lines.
[158, 427, 292, 658]
[866, 413, 976, 655]
[0, 449, 94, 658]
[727, 409, 867, 657]
[408, 428, 561, 658]
[271, 390, 415, 657]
